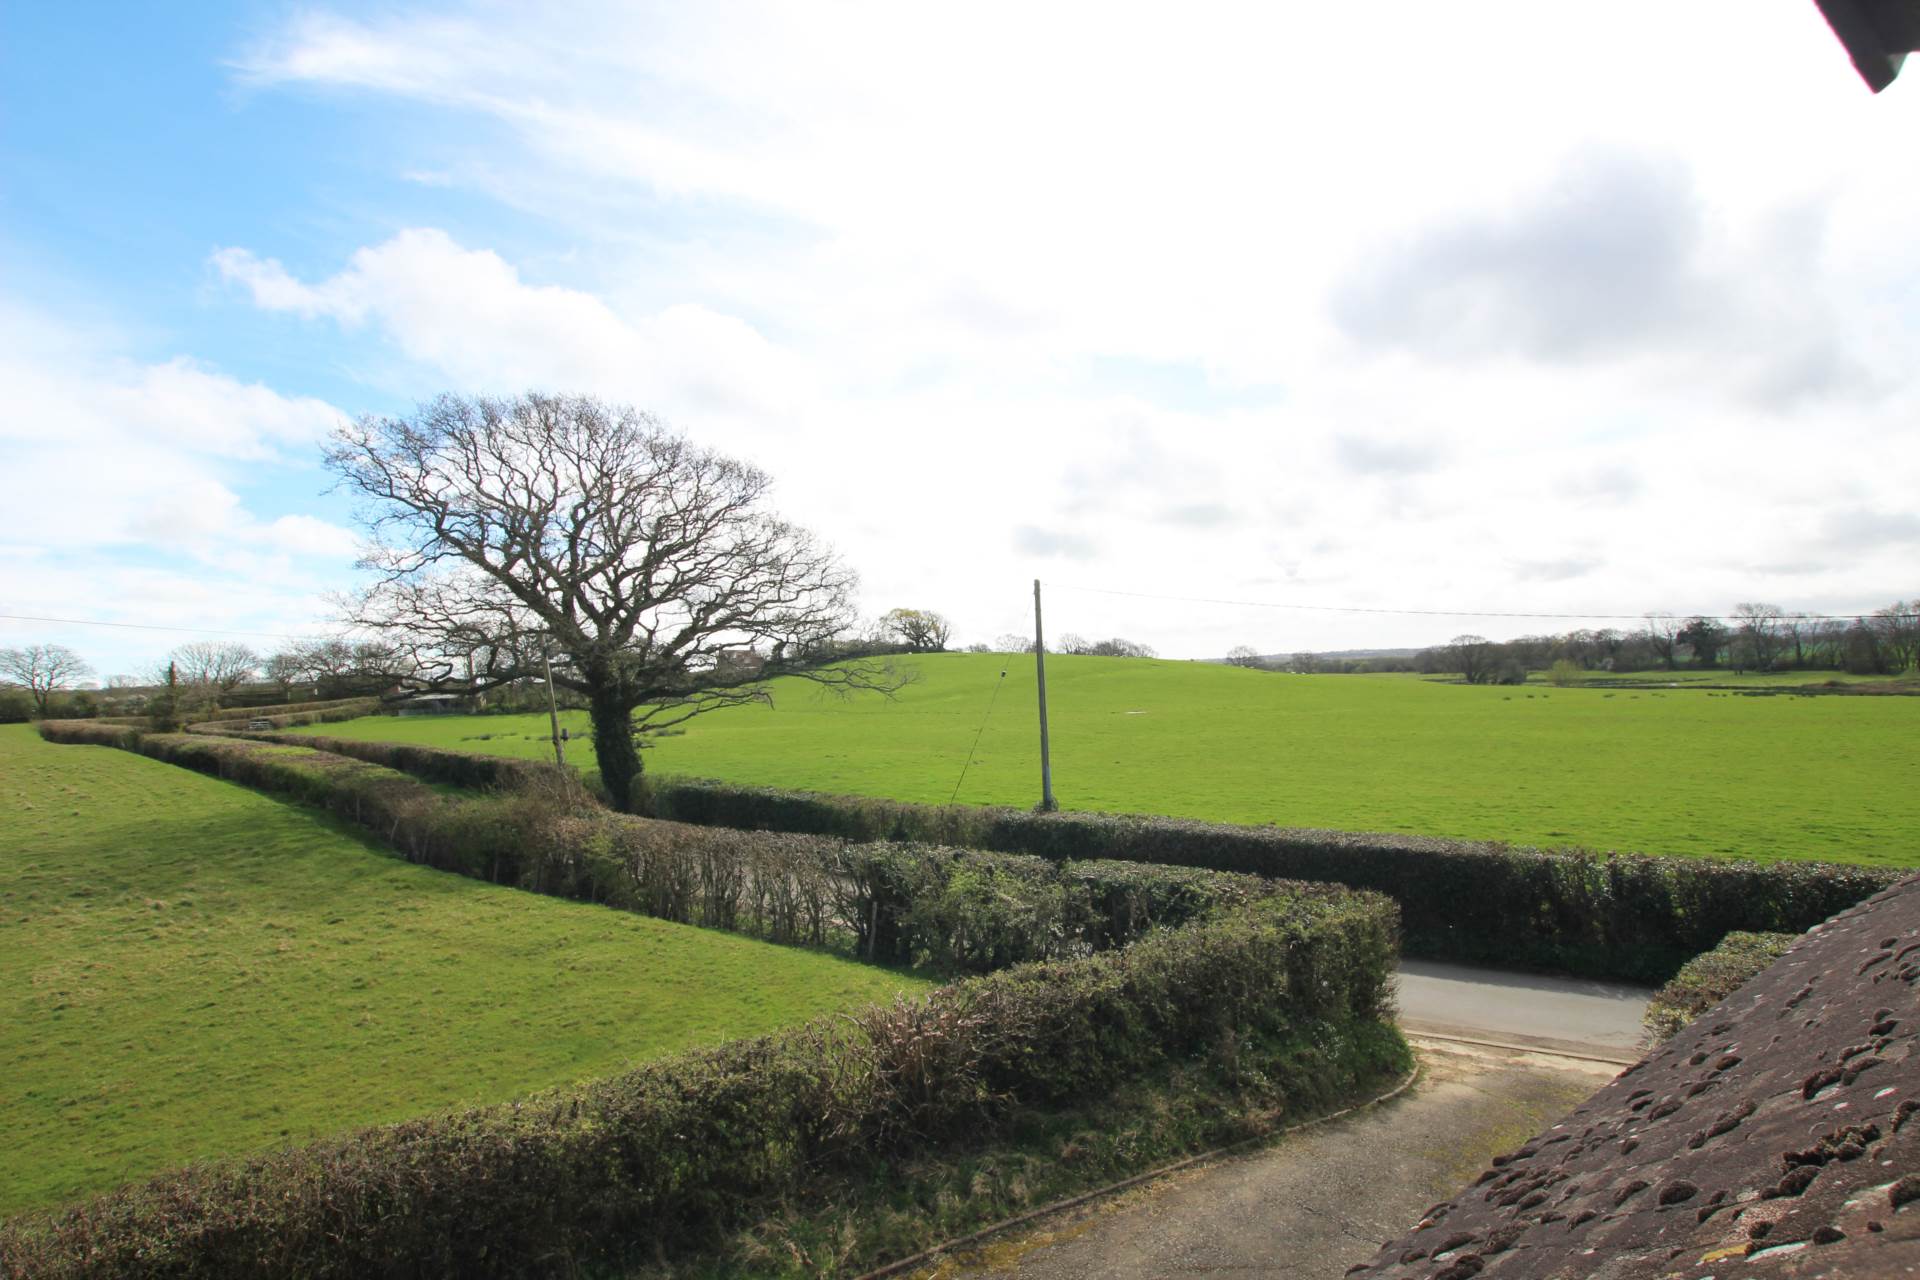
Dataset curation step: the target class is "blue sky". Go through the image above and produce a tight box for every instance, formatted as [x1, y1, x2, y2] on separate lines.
[3, 3, 1918, 679]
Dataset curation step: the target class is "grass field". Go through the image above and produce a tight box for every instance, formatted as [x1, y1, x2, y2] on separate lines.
[294, 655, 1920, 866]
[0, 724, 929, 1216]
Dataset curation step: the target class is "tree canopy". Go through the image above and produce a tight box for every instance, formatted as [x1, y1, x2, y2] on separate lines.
[325, 392, 898, 809]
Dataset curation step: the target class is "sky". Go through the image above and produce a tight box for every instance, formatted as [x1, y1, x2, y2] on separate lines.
[2, 2, 1917, 679]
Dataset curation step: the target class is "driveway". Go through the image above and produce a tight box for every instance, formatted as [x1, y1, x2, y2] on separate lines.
[912, 964, 1654, 1279]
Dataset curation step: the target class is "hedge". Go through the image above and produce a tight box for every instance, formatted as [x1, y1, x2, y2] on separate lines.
[1641, 929, 1798, 1042]
[0, 885, 1396, 1278]
[31, 722, 1299, 972]
[9, 730, 1402, 1276]
[193, 724, 566, 793]
[187, 696, 382, 725]
[642, 778, 1900, 983]
[134, 722, 1892, 982]
[182, 699, 384, 733]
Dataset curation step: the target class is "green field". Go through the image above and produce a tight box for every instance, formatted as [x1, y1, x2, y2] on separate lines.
[296, 655, 1919, 866]
[0, 724, 928, 1216]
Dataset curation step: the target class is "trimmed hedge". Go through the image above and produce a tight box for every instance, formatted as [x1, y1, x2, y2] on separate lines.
[642, 778, 1900, 983]
[31, 723, 1296, 971]
[0, 889, 1397, 1279]
[1642, 930, 1798, 1042]
[136, 720, 1889, 983]
[187, 696, 382, 725]
[195, 724, 567, 793]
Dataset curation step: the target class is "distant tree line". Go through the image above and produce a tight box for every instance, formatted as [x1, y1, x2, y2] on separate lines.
[1227, 597, 1919, 683]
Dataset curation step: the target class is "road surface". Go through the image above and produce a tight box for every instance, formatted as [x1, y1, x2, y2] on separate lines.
[1394, 958, 1652, 1063]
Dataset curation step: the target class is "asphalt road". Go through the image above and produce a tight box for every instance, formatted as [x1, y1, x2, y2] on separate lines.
[1393, 959, 1654, 1062]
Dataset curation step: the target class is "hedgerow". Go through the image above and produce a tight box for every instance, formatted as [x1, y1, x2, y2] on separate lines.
[1, 733, 1399, 1279]
[182, 699, 384, 733]
[197, 724, 567, 792]
[1642, 929, 1798, 1042]
[132, 721, 1890, 982]
[30, 722, 1301, 971]
[187, 696, 382, 725]
[640, 778, 1897, 983]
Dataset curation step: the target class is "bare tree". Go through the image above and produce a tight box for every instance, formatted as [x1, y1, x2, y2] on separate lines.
[324, 392, 901, 811]
[167, 641, 259, 700]
[1448, 634, 1496, 684]
[1225, 645, 1264, 668]
[1731, 602, 1785, 672]
[0, 644, 93, 714]
[1873, 599, 1920, 673]
[992, 632, 1033, 654]
[879, 607, 953, 652]
[264, 650, 307, 700]
[1642, 613, 1682, 671]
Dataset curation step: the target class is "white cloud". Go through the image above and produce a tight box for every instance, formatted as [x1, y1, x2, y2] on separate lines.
[196, 3, 1920, 657]
[0, 300, 359, 672]
[214, 230, 812, 426]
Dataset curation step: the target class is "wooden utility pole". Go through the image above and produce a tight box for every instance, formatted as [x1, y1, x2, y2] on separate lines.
[543, 647, 566, 767]
[1033, 578, 1057, 811]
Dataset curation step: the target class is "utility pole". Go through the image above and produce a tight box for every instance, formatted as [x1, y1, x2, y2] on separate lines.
[1033, 578, 1057, 811]
[543, 646, 566, 768]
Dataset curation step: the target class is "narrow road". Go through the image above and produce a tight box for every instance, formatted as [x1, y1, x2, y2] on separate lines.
[915, 965, 1653, 1279]
[1394, 959, 1652, 1063]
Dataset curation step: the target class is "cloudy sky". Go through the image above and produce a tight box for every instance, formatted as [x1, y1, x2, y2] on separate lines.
[3, 2, 1916, 676]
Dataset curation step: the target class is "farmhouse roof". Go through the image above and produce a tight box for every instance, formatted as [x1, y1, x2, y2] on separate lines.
[1816, 0, 1920, 90]
[1351, 871, 1920, 1278]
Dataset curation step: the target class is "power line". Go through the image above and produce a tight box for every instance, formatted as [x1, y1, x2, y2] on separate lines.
[0, 613, 333, 642]
[949, 666, 1009, 805]
[1045, 585, 1888, 625]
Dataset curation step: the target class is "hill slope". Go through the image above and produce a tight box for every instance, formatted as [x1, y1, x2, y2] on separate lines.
[293, 654, 1919, 866]
[0, 725, 927, 1214]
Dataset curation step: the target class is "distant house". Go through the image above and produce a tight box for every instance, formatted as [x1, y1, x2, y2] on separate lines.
[714, 647, 765, 680]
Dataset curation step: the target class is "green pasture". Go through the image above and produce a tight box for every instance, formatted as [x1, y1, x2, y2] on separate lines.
[296, 655, 1919, 867]
[0, 725, 928, 1216]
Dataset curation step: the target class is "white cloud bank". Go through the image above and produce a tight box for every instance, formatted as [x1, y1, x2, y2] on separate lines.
[194, 3, 1920, 654]
[0, 301, 358, 672]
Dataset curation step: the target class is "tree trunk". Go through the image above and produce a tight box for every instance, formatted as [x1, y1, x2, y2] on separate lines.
[589, 692, 643, 812]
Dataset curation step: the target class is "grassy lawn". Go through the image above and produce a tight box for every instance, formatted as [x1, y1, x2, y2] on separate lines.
[0, 724, 929, 1217]
[294, 655, 1919, 867]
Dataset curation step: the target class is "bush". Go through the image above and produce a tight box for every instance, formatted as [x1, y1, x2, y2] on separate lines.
[198, 725, 568, 793]
[34, 724, 1294, 974]
[1642, 930, 1797, 1042]
[0, 688, 35, 723]
[188, 696, 383, 724]
[140, 726, 1886, 983]
[644, 778, 1897, 983]
[0, 890, 1397, 1279]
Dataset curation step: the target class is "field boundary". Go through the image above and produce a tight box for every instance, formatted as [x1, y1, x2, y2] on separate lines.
[13, 722, 1406, 1278]
[158, 719, 1902, 983]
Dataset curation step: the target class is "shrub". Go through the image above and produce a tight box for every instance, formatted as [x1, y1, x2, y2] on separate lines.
[197, 725, 568, 793]
[0, 890, 1397, 1279]
[644, 778, 1896, 983]
[1642, 930, 1797, 1042]
[154, 725, 1885, 984]
[34, 724, 1290, 974]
